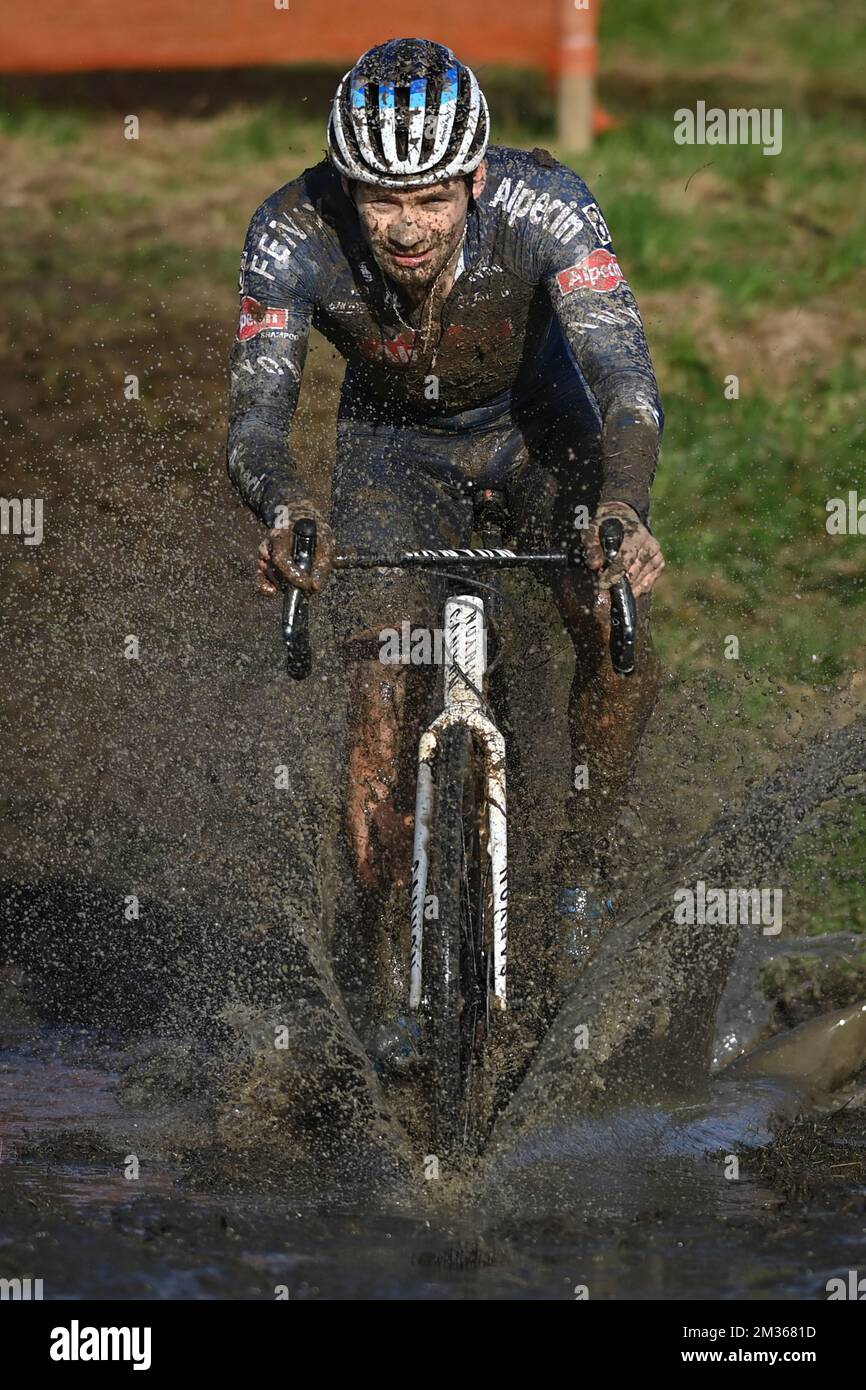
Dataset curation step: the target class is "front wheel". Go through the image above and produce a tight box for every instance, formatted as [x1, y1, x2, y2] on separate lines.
[424, 725, 490, 1155]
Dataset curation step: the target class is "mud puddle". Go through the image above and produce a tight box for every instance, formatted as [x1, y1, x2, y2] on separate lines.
[1, 1020, 864, 1299]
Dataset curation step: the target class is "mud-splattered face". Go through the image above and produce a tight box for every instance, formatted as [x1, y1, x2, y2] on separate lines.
[351, 165, 486, 298]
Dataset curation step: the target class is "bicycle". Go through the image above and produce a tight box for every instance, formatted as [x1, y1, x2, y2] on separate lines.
[280, 492, 637, 1154]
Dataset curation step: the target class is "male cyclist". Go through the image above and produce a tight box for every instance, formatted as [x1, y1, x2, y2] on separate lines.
[227, 39, 665, 1032]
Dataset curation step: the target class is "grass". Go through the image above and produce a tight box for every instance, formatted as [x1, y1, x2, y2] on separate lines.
[785, 803, 866, 938]
[564, 106, 866, 685]
[743, 1110, 866, 1205]
[0, 101, 91, 144]
[212, 104, 324, 164]
[653, 355, 866, 678]
[604, 0, 866, 90]
[751, 804, 866, 1018]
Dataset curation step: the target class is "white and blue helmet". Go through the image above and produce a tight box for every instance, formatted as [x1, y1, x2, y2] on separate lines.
[328, 38, 490, 189]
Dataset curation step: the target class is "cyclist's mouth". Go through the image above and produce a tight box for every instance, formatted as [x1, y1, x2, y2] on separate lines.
[388, 248, 433, 268]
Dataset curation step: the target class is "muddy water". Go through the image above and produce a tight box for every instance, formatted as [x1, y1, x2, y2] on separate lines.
[3, 327, 866, 1299]
[3, 1018, 866, 1300]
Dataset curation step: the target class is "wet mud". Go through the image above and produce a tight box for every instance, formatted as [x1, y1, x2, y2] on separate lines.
[3, 316, 866, 1297]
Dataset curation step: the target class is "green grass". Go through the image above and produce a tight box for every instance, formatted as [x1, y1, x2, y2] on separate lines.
[576, 112, 865, 305]
[786, 803, 866, 936]
[0, 101, 91, 144]
[211, 104, 324, 164]
[605, 0, 866, 89]
[551, 104, 866, 686]
[758, 803, 866, 1012]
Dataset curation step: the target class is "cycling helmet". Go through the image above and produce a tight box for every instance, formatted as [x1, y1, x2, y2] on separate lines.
[328, 38, 490, 189]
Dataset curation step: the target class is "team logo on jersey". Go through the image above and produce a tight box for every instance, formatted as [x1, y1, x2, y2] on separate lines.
[359, 332, 417, 365]
[557, 249, 625, 295]
[359, 320, 515, 366]
[237, 296, 289, 341]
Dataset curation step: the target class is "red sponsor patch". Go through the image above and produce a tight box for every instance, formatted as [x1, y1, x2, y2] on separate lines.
[359, 332, 417, 365]
[359, 321, 515, 366]
[237, 296, 289, 341]
[556, 249, 625, 295]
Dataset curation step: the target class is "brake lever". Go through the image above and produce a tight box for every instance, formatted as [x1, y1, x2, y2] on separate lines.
[598, 517, 637, 677]
[281, 518, 317, 680]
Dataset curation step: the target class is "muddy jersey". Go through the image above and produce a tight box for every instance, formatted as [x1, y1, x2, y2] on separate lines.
[227, 144, 663, 527]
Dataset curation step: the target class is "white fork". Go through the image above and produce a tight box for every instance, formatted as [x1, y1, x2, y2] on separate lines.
[409, 593, 508, 1012]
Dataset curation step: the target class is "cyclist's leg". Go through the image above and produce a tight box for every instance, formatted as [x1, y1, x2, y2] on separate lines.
[551, 562, 659, 871]
[342, 655, 433, 899]
[511, 404, 660, 876]
[329, 413, 472, 906]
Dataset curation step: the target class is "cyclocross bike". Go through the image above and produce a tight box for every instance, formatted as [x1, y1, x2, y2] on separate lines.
[280, 490, 636, 1153]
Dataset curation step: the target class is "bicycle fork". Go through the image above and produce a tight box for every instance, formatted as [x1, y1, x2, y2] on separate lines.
[409, 594, 508, 1013]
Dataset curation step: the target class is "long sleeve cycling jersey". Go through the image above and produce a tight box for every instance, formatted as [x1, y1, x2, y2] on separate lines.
[227, 144, 663, 528]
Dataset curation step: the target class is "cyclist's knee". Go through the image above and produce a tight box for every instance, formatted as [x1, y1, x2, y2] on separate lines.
[346, 650, 433, 746]
[346, 650, 407, 729]
[343, 628, 387, 664]
[555, 574, 610, 660]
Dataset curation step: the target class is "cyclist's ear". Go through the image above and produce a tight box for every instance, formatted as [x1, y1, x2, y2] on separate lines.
[468, 161, 487, 210]
[340, 175, 355, 203]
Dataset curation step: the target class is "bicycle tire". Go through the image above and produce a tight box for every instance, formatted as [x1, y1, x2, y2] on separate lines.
[424, 724, 489, 1155]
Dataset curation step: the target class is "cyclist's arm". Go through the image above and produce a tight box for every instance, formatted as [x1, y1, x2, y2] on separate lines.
[226, 196, 318, 528]
[526, 164, 663, 524]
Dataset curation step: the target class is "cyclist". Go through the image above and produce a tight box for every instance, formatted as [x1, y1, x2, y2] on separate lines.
[227, 37, 665, 1021]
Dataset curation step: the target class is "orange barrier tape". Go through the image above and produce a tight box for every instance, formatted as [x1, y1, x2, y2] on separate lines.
[0, 0, 564, 75]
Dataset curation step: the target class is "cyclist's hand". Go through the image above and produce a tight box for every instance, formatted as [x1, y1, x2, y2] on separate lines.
[583, 501, 665, 597]
[256, 502, 335, 596]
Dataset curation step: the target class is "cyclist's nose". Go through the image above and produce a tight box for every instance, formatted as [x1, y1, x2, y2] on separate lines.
[389, 216, 424, 249]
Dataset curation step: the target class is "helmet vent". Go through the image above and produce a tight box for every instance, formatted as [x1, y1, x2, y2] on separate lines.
[328, 38, 490, 189]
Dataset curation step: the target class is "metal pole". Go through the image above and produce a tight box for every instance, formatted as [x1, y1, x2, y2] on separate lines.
[557, 0, 599, 154]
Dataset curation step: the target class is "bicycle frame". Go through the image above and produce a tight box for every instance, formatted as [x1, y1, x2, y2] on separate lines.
[409, 593, 508, 1013]
[280, 520, 637, 1033]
